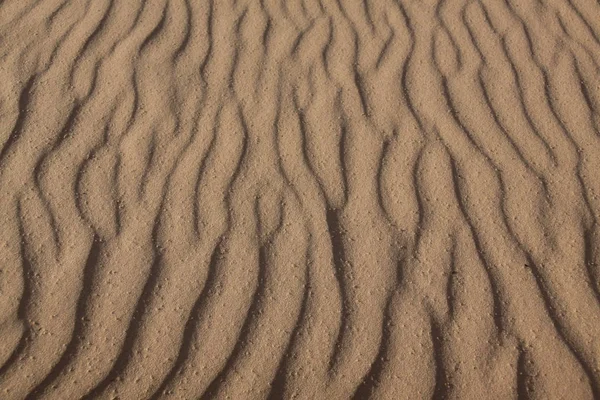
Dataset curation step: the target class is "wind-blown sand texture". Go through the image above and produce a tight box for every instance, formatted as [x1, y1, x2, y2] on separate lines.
[1, 0, 600, 399]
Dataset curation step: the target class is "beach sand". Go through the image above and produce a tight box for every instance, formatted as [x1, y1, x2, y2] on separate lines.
[1, 0, 600, 398]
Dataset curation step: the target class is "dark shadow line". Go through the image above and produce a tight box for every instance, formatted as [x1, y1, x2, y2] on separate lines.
[200, 237, 271, 399]
[430, 315, 450, 400]
[81, 236, 162, 399]
[516, 342, 532, 400]
[325, 207, 349, 375]
[267, 261, 311, 400]
[148, 237, 224, 400]
[0, 74, 36, 166]
[524, 255, 600, 398]
[139, 1, 168, 52]
[351, 254, 404, 399]
[446, 152, 505, 336]
[0, 201, 34, 375]
[192, 108, 221, 239]
[173, 0, 192, 61]
[27, 235, 102, 399]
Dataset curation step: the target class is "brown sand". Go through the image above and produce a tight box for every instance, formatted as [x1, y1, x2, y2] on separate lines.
[1, 0, 600, 399]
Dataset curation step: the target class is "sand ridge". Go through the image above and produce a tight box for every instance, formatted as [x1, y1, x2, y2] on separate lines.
[0, 0, 600, 398]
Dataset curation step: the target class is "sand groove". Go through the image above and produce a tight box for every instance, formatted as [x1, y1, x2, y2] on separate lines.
[1, 0, 599, 399]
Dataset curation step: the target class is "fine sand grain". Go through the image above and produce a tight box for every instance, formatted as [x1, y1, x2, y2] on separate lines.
[1, 0, 600, 399]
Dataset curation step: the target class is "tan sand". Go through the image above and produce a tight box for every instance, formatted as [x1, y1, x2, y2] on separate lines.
[0, 0, 599, 398]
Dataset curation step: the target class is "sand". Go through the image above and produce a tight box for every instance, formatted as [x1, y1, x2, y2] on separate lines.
[0, 0, 599, 398]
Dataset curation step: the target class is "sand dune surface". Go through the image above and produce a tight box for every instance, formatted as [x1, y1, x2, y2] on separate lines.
[1, 0, 600, 398]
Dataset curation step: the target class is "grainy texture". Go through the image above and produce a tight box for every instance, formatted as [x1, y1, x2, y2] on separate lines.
[1, 0, 600, 399]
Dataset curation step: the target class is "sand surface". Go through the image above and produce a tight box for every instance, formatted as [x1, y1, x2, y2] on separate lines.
[1, 0, 600, 399]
